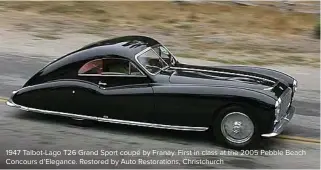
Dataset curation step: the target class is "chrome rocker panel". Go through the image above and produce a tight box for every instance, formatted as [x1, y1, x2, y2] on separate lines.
[6, 100, 208, 132]
[261, 106, 295, 137]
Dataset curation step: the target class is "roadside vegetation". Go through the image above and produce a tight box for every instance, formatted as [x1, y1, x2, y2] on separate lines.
[315, 21, 320, 39]
[0, 1, 319, 67]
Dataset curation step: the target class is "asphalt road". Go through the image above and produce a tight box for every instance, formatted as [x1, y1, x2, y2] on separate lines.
[0, 53, 320, 169]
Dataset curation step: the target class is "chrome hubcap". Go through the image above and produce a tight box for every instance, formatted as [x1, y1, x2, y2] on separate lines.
[221, 112, 254, 144]
[232, 121, 242, 133]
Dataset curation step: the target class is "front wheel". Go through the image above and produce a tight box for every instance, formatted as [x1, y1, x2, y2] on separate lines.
[213, 106, 260, 149]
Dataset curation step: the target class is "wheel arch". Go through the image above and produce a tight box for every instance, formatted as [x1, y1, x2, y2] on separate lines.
[208, 89, 276, 134]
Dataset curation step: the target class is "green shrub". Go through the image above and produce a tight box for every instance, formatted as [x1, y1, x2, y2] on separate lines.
[315, 21, 320, 39]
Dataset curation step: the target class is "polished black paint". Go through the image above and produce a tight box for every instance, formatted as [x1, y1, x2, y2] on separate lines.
[11, 36, 295, 135]
[24, 36, 159, 87]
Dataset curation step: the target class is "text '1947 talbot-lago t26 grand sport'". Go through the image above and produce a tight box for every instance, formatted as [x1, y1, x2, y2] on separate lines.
[6, 36, 297, 148]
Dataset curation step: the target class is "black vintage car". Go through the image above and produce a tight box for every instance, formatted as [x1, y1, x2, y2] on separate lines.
[7, 36, 297, 148]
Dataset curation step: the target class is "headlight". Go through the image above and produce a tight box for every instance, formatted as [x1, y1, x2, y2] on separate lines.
[293, 79, 298, 92]
[274, 98, 281, 124]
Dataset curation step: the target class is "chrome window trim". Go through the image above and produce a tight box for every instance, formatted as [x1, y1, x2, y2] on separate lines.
[78, 74, 147, 78]
[6, 100, 208, 132]
[157, 41, 178, 64]
[78, 57, 146, 77]
[152, 45, 171, 62]
[135, 47, 169, 76]
[128, 61, 146, 76]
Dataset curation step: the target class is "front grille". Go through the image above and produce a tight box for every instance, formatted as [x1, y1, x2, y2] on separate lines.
[279, 88, 292, 118]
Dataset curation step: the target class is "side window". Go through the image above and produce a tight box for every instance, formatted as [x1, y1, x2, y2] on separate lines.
[103, 58, 144, 76]
[129, 63, 143, 75]
[103, 59, 129, 75]
[78, 59, 103, 74]
[79, 58, 144, 76]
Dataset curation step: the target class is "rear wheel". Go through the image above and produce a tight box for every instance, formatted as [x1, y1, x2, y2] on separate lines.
[213, 106, 260, 149]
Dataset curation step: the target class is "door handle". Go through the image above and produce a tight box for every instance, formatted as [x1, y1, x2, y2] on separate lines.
[98, 81, 107, 86]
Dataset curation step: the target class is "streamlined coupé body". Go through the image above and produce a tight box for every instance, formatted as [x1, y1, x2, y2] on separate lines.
[7, 36, 297, 148]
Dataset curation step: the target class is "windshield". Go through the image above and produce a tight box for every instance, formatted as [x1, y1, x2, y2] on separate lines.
[136, 48, 169, 75]
[152, 45, 177, 66]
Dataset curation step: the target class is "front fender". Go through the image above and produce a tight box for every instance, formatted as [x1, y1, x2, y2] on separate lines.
[152, 84, 276, 131]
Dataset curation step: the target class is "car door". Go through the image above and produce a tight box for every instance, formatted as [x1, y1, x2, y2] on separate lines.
[77, 57, 154, 123]
[137, 46, 211, 128]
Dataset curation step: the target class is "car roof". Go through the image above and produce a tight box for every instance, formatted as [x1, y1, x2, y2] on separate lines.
[71, 35, 160, 61]
[81, 35, 159, 52]
[38, 36, 161, 76]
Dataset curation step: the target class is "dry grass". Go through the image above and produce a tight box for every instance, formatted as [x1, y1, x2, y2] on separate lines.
[0, 1, 318, 35]
[0, 1, 319, 67]
[33, 33, 61, 40]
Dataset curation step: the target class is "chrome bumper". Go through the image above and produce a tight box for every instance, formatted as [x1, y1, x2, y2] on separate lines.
[6, 99, 30, 111]
[261, 106, 295, 137]
[6, 100, 15, 107]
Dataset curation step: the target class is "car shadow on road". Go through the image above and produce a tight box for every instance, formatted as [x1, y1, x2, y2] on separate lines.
[14, 110, 275, 150]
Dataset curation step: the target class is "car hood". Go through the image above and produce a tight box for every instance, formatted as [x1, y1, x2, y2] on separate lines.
[168, 65, 280, 96]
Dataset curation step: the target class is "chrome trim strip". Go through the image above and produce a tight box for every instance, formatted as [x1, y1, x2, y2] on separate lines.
[78, 74, 147, 78]
[263, 87, 273, 91]
[208, 65, 295, 80]
[6, 100, 208, 132]
[264, 81, 279, 91]
[171, 67, 275, 84]
[185, 70, 226, 80]
[6, 100, 98, 121]
[6, 100, 15, 107]
[98, 118, 208, 131]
